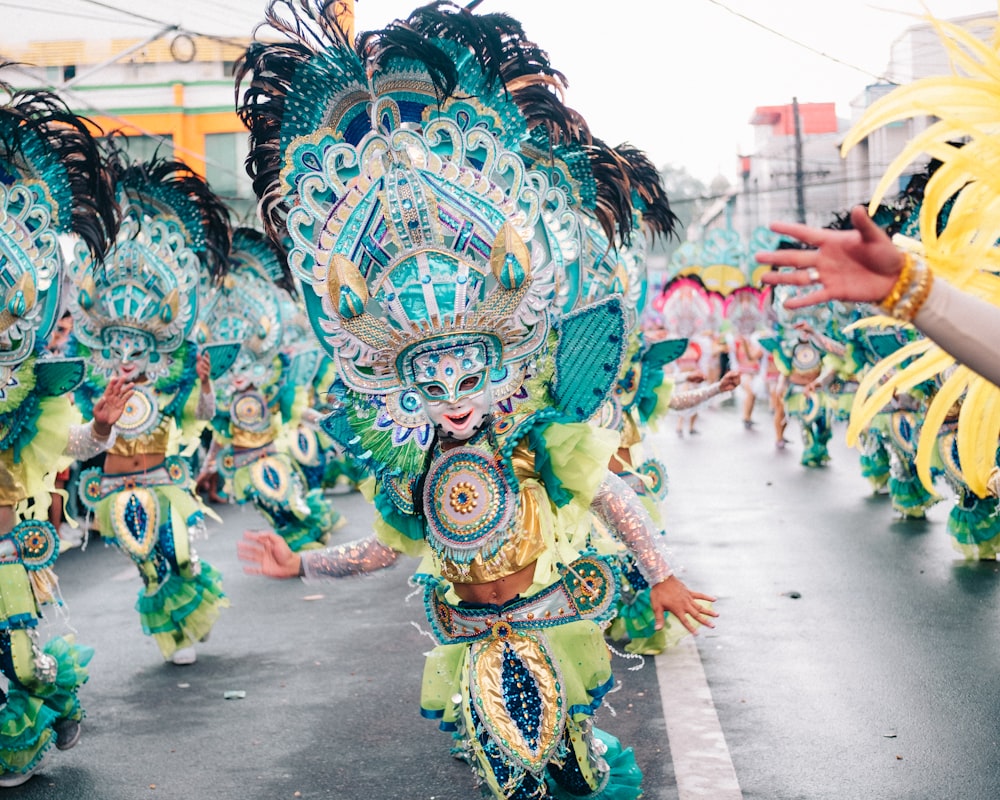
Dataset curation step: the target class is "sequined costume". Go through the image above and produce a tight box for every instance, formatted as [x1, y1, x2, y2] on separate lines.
[68, 150, 232, 663]
[199, 228, 343, 552]
[0, 83, 118, 782]
[762, 324, 839, 468]
[933, 409, 1000, 559]
[236, 3, 711, 796]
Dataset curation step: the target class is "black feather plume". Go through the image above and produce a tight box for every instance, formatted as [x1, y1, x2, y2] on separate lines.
[614, 143, 680, 242]
[584, 138, 635, 246]
[104, 139, 233, 281]
[0, 77, 118, 258]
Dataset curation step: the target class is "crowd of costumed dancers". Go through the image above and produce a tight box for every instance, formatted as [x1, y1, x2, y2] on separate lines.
[1, 1, 998, 795]
[653, 143, 1000, 563]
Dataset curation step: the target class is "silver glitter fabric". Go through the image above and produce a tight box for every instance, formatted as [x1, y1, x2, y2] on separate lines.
[302, 534, 399, 579]
[196, 390, 216, 421]
[591, 472, 673, 585]
[65, 422, 117, 461]
[669, 381, 723, 411]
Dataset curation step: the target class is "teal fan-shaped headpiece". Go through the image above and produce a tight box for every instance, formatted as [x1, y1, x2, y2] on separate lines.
[237, 0, 590, 405]
[198, 230, 284, 361]
[68, 148, 231, 377]
[0, 83, 116, 383]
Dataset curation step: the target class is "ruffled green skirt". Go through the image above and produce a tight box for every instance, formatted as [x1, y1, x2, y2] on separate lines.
[93, 485, 229, 659]
[0, 635, 93, 775]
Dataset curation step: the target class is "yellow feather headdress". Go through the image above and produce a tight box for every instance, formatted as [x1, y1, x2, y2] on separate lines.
[841, 13, 1000, 497]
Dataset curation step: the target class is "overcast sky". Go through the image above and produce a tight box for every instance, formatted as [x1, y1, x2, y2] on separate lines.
[1, 0, 995, 182]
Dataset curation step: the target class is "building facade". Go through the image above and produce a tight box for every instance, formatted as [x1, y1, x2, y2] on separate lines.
[2, 31, 257, 221]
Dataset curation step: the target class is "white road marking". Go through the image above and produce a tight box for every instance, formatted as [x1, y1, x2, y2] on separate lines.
[656, 636, 743, 799]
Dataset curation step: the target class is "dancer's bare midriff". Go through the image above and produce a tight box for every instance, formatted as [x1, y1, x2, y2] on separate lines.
[451, 562, 536, 606]
[104, 453, 166, 475]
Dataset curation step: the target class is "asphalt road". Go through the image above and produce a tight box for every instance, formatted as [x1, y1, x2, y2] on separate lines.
[11, 400, 1000, 799]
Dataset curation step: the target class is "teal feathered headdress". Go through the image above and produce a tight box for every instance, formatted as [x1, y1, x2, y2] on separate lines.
[196, 228, 286, 394]
[0, 80, 117, 387]
[237, 0, 597, 410]
[67, 143, 232, 379]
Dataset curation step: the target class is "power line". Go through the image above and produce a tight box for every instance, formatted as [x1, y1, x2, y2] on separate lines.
[75, 0, 171, 28]
[0, 1, 123, 24]
[73, 0, 258, 50]
[701, 0, 891, 83]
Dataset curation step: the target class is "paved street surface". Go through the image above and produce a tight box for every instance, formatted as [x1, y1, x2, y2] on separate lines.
[14, 400, 1000, 799]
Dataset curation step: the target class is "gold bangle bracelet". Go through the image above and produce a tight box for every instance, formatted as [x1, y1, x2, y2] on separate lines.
[878, 252, 914, 314]
[892, 266, 934, 323]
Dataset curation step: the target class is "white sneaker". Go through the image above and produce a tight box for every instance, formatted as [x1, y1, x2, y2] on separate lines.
[171, 646, 197, 666]
[0, 754, 47, 787]
[58, 524, 84, 551]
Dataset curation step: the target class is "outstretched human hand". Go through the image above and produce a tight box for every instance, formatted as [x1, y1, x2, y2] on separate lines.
[92, 376, 135, 437]
[718, 369, 741, 393]
[650, 575, 718, 635]
[237, 529, 301, 579]
[757, 206, 904, 308]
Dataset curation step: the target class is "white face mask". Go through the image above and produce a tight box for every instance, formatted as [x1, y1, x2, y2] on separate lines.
[224, 351, 269, 394]
[412, 345, 493, 441]
[102, 327, 154, 381]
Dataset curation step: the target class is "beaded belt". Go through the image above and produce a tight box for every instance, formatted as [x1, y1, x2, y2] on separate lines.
[79, 457, 191, 510]
[99, 466, 172, 496]
[220, 443, 276, 474]
[425, 554, 619, 645]
[0, 520, 58, 569]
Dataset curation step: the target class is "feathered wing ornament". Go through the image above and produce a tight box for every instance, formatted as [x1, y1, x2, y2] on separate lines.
[840, 13, 1000, 496]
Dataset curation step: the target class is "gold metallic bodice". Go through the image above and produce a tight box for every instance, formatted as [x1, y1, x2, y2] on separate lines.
[0, 459, 25, 506]
[439, 442, 546, 585]
[231, 424, 277, 450]
[108, 416, 173, 456]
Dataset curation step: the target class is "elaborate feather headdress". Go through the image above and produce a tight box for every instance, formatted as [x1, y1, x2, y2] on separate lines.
[196, 227, 286, 392]
[67, 144, 232, 379]
[0, 79, 116, 386]
[237, 0, 595, 408]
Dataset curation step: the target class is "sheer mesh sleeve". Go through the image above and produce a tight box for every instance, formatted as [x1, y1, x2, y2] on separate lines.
[65, 422, 117, 461]
[196, 390, 216, 421]
[669, 381, 722, 411]
[301, 534, 399, 580]
[590, 472, 673, 585]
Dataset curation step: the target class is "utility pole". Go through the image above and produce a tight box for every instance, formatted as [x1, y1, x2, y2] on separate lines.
[792, 96, 806, 224]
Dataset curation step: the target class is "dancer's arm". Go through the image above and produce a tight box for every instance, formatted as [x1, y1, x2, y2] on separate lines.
[195, 352, 216, 420]
[591, 472, 717, 633]
[758, 205, 1000, 386]
[66, 376, 133, 459]
[237, 529, 398, 580]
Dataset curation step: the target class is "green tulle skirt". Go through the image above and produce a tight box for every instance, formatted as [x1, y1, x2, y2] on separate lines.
[0, 635, 93, 775]
[136, 561, 228, 658]
[948, 491, 1000, 560]
[94, 485, 229, 659]
[546, 727, 643, 800]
